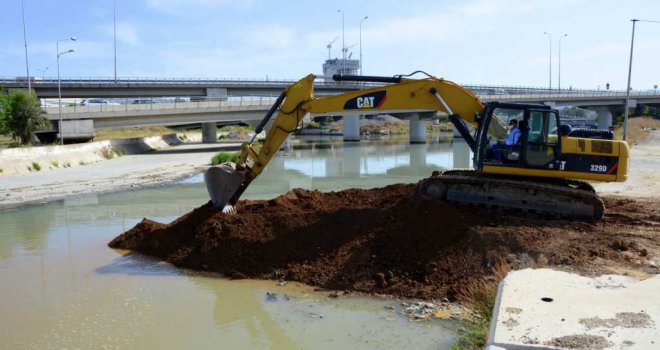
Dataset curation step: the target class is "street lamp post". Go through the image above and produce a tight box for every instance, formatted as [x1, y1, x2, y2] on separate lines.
[543, 32, 552, 90]
[21, 0, 31, 92]
[337, 9, 345, 75]
[558, 33, 568, 91]
[57, 37, 77, 145]
[37, 67, 49, 80]
[623, 19, 659, 141]
[359, 16, 368, 76]
[622, 19, 638, 141]
[113, 0, 118, 83]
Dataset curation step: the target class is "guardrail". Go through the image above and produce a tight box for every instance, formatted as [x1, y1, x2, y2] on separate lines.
[42, 96, 277, 114]
[5, 76, 658, 96]
[41, 88, 660, 115]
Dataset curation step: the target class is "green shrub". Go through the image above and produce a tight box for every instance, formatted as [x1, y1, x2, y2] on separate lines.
[32, 162, 41, 171]
[211, 151, 240, 165]
[0, 90, 49, 145]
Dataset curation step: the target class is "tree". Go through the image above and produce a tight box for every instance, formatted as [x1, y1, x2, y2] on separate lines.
[0, 92, 9, 135]
[1, 90, 49, 145]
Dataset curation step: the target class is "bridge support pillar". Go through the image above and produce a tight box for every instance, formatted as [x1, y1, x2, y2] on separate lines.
[343, 113, 360, 142]
[201, 122, 217, 143]
[409, 113, 427, 144]
[591, 107, 613, 130]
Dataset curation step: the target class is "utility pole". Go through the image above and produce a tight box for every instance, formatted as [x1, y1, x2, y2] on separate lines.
[21, 0, 31, 91]
[543, 32, 552, 90]
[558, 34, 567, 91]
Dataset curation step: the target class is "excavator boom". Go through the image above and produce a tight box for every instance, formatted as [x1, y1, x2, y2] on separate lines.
[205, 72, 628, 221]
[206, 73, 498, 208]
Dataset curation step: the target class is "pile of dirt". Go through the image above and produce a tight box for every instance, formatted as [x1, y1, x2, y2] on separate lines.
[109, 183, 660, 300]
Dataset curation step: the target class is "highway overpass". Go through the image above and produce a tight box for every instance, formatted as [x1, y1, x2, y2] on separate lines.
[3, 76, 649, 143]
[40, 88, 660, 144]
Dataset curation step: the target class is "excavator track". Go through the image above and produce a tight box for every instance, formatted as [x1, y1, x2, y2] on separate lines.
[419, 170, 604, 222]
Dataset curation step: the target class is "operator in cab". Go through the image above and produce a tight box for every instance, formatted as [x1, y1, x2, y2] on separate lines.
[488, 119, 521, 162]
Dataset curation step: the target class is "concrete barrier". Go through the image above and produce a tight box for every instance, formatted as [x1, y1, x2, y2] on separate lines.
[0, 134, 186, 175]
[487, 269, 659, 350]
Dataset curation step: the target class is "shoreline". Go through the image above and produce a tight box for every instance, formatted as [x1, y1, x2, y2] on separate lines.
[0, 141, 241, 211]
[1, 129, 657, 211]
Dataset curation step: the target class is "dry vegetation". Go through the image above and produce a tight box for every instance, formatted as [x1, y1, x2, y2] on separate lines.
[614, 117, 660, 145]
[94, 126, 179, 141]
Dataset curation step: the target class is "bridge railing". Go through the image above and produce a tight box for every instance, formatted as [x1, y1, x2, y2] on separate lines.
[5, 75, 659, 96]
[42, 87, 660, 115]
[42, 96, 278, 114]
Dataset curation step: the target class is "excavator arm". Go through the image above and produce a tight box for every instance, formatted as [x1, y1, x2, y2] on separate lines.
[205, 73, 505, 209]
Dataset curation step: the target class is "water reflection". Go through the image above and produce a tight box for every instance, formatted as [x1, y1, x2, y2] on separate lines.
[0, 137, 469, 349]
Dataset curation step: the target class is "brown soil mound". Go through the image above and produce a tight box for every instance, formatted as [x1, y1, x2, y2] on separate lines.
[109, 184, 660, 300]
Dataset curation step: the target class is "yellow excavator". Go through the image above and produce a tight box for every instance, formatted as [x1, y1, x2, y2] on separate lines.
[204, 73, 629, 221]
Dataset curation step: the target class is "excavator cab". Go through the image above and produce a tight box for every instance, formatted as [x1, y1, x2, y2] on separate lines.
[476, 102, 562, 171]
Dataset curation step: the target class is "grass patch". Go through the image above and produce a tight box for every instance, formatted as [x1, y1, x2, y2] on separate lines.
[451, 261, 510, 350]
[0, 168, 3, 173]
[211, 151, 240, 165]
[32, 162, 41, 171]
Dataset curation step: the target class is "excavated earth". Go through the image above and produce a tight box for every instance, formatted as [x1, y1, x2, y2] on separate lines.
[109, 182, 660, 300]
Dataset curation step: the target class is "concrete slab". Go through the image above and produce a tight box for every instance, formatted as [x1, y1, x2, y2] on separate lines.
[488, 268, 659, 350]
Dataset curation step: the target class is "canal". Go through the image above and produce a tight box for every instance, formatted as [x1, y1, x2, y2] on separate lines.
[0, 137, 472, 350]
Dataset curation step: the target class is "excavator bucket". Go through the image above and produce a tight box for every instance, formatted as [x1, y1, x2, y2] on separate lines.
[204, 163, 246, 209]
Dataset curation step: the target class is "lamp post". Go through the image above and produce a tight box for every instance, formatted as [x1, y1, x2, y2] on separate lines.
[543, 32, 552, 90]
[622, 20, 638, 141]
[37, 67, 49, 80]
[113, 0, 117, 83]
[359, 16, 368, 76]
[337, 9, 345, 75]
[21, 0, 31, 92]
[558, 33, 568, 91]
[57, 37, 77, 145]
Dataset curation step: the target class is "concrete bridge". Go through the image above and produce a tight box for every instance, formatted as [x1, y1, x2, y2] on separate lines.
[41, 88, 660, 144]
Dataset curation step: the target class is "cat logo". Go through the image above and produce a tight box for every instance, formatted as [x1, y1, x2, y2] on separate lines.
[357, 96, 376, 108]
[343, 91, 387, 110]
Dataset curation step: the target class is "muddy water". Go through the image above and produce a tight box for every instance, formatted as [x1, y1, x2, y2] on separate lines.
[0, 138, 470, 350]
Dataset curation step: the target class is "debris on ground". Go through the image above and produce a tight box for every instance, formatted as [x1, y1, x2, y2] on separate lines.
[109, 182, 660, 301]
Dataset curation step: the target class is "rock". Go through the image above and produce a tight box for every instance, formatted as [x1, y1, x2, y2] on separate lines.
[373, 272, 388, 288]
[265, 292, 277, 302]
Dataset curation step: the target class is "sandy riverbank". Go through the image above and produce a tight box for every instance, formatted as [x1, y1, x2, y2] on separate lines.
[0, 142, 240, 210]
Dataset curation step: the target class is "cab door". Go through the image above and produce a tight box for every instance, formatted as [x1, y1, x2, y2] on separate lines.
[523, 110, 561, 168]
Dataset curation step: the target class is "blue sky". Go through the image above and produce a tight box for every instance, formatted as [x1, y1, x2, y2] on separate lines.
[1, 0, 659, 89]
